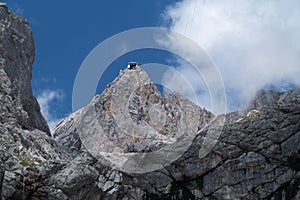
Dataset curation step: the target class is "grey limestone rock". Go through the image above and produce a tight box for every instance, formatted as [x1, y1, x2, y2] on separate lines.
[50, 70, 300, 199]
[1, 4, 300, 200]
[0, 6, 69, 200]
[0, 6, 49, 134]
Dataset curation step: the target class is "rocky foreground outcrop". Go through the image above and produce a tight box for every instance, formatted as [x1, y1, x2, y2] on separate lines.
[1, 5, 300, 200]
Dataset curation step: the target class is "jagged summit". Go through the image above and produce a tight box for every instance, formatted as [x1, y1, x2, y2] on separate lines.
[54, 65, 213, 155]
[1, 5, 300, 199]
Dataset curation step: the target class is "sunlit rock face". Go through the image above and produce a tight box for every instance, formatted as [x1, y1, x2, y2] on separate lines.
[53, 69, 300, 199]
[53, 66, 214, 174]
[54, 67, 212, 154]
[1, 4, 300, 199]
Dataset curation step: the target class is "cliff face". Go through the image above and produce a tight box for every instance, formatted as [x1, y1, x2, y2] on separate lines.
[1, 5, 300, 200]
[0, 5, 67, 199]
[0, 4, 49, 134]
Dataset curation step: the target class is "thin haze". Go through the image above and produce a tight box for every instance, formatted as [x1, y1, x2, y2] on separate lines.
[162, 0, 300, 111]
[37, 90, 64, 132]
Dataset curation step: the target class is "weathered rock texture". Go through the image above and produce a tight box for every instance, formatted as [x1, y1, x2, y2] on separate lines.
[54, 66, 212, 155]
[0, 4, 49, 134]
[0, 5, 68, 199]
[1, 5, 300, 200]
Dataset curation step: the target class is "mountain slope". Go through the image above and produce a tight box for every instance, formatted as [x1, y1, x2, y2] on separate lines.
[1, 5, 300, 200]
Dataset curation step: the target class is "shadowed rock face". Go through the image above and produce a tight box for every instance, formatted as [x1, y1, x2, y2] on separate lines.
[240, 89, 283, 115]
[0, 5, 49, 134]
[0, 6, 67, 199]
[1, 5, 300, 200]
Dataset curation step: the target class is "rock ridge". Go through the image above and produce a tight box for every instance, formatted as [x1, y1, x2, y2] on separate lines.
[1, 5, 300, 200]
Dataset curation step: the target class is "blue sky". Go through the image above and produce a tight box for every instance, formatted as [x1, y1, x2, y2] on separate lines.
[4, 0, 300, 129]
[5, 0, 180, 128]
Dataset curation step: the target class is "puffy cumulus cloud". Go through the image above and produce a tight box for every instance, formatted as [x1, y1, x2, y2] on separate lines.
[162, 0, 300, 112]
[36, 90, 64, 133]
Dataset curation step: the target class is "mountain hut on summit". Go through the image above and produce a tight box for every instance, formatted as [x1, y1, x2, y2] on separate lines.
[127, 62, 141, 70]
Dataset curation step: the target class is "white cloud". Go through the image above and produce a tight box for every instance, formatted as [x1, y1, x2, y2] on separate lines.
[161, 60, 211, 109]
[37, 90, 64, 133]
[162, 0, 300, 111]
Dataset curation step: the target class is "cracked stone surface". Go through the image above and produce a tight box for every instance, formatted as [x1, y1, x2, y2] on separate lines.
[0, 5, 49, 134]
[1, 5, 300, 200]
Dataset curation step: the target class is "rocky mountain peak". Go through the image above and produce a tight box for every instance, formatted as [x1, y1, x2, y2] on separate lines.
[242, 87, 300, 115]
[242, 89, 282, 114]
[1, 5, 300, 199]
[54, 65, 213, 156]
